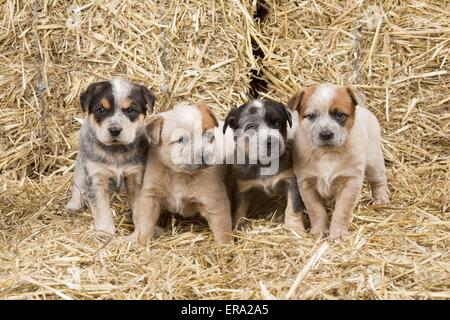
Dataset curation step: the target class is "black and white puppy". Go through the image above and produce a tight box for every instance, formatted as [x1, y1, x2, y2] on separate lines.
[223, 99, 306, 233]
[66, 79, 155, 235]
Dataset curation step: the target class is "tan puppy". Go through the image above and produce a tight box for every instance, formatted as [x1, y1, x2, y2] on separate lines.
[128, 102, 233, 244]
[288, 83, 389, 240]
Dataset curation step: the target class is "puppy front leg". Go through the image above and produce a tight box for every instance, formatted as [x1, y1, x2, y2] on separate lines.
[329, 177, 363, 240]
[127, 191, 161, 244]
[366, 160, 389, 205]
[202, 195, 233, 244]
[86, 175, 115, 235]
[233, 192, 250, 229]
[66, 160, 85, 212]
[284, 178, 306, 234]
[298, 178, 328, 238]
[126, 171, 143, 215]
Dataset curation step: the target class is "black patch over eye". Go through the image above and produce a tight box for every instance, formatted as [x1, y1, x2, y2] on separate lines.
[124, 106, 139, 121]
[93, 105, 111, 123]
[96, 107, 107, 115]
[124, 107, 137, 115]
[271, 118, 282, 128]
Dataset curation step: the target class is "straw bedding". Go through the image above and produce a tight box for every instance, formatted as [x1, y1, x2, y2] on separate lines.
[0, 0, 449, 299]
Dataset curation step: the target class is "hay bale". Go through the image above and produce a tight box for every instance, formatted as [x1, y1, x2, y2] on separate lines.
[0, 1, 449, 300]
[0, 0, 255, 178]
[248, 0, 450, 298]
[255, 0, 449, 187]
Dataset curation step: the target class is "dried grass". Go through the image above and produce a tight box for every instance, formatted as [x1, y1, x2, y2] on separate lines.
[0, 0, 449, 300]
[0, 0, 255, 178]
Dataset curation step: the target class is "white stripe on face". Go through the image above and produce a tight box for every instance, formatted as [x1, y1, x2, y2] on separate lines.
[110, 78, 133, 107]
[250, 99, 264, 109]
[307, 84, 337, 112]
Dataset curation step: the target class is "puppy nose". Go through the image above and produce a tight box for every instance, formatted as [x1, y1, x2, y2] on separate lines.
[319, 131, 334, 141]
[109, 127, 122, 137]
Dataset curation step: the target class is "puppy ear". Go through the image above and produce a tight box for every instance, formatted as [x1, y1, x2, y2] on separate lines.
[79, 83, 97, 112]
[282, 104, 292, 128]
[223, 109, 237, 134]
[146, 115, 164, 144]
[347, 86, 367, 108]
[140, 85, 156, 113]
[197, 102, 219, 129]
[79, 81, 109, 113]
[287, 90, 305, 113]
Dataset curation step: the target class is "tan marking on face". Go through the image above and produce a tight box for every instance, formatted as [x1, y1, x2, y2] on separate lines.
[135, 113, 145, 127]
[196, 102, 218, 132]
[330, 86, 356, 130]
[122, 98, 133, 109]
[101, 98, 111, 110]
[88, 113, 103, 129]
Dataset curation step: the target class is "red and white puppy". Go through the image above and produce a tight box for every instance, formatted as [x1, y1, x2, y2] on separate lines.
[128, 102, 233, 244]
[288, 83, 389, 240]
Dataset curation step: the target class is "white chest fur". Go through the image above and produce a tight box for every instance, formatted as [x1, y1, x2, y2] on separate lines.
[302, 152, 363, 200]
[164, 179, 199, 217]
[315, 157, 339, 199]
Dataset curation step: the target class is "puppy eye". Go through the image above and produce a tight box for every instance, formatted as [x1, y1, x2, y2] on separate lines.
[96, 107, 107, 114]
[335, 111, 347, 120]
[245, 124, 256, 131]
[203, 132, 215, 143]
[177, 137, 185, 143]
[304, 114, 316, 120]
[273, 120, 281, 128]
[124, 107, 137, 115]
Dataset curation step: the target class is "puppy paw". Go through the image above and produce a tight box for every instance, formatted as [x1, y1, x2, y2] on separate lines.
[66, 199, 82, 213]
[373, 188, 389, 205]
[285, 218, 306, 235]
[328, 226, 349, 241]
[93, 230, 115, 239]
[215, 234, 234, 245]
[124, 230, 154, 244]
[94, 223, 116, 236]
[309, 223, 328, 239]
[373, 196, 389, 205]
[153, 226, 165, 238]
[123, 232, 138, 244]
[310, 228, 327, 240]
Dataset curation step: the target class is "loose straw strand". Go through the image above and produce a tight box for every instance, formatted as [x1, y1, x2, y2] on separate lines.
[32, 0, 48, 138]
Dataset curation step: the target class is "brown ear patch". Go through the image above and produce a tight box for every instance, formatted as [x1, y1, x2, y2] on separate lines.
[287, 86, 317, 118]
[330, 86, 357, 130]
[196, 102, 218, 132]
[346, 86, 367, 107]
[146, 115, 164, 144]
